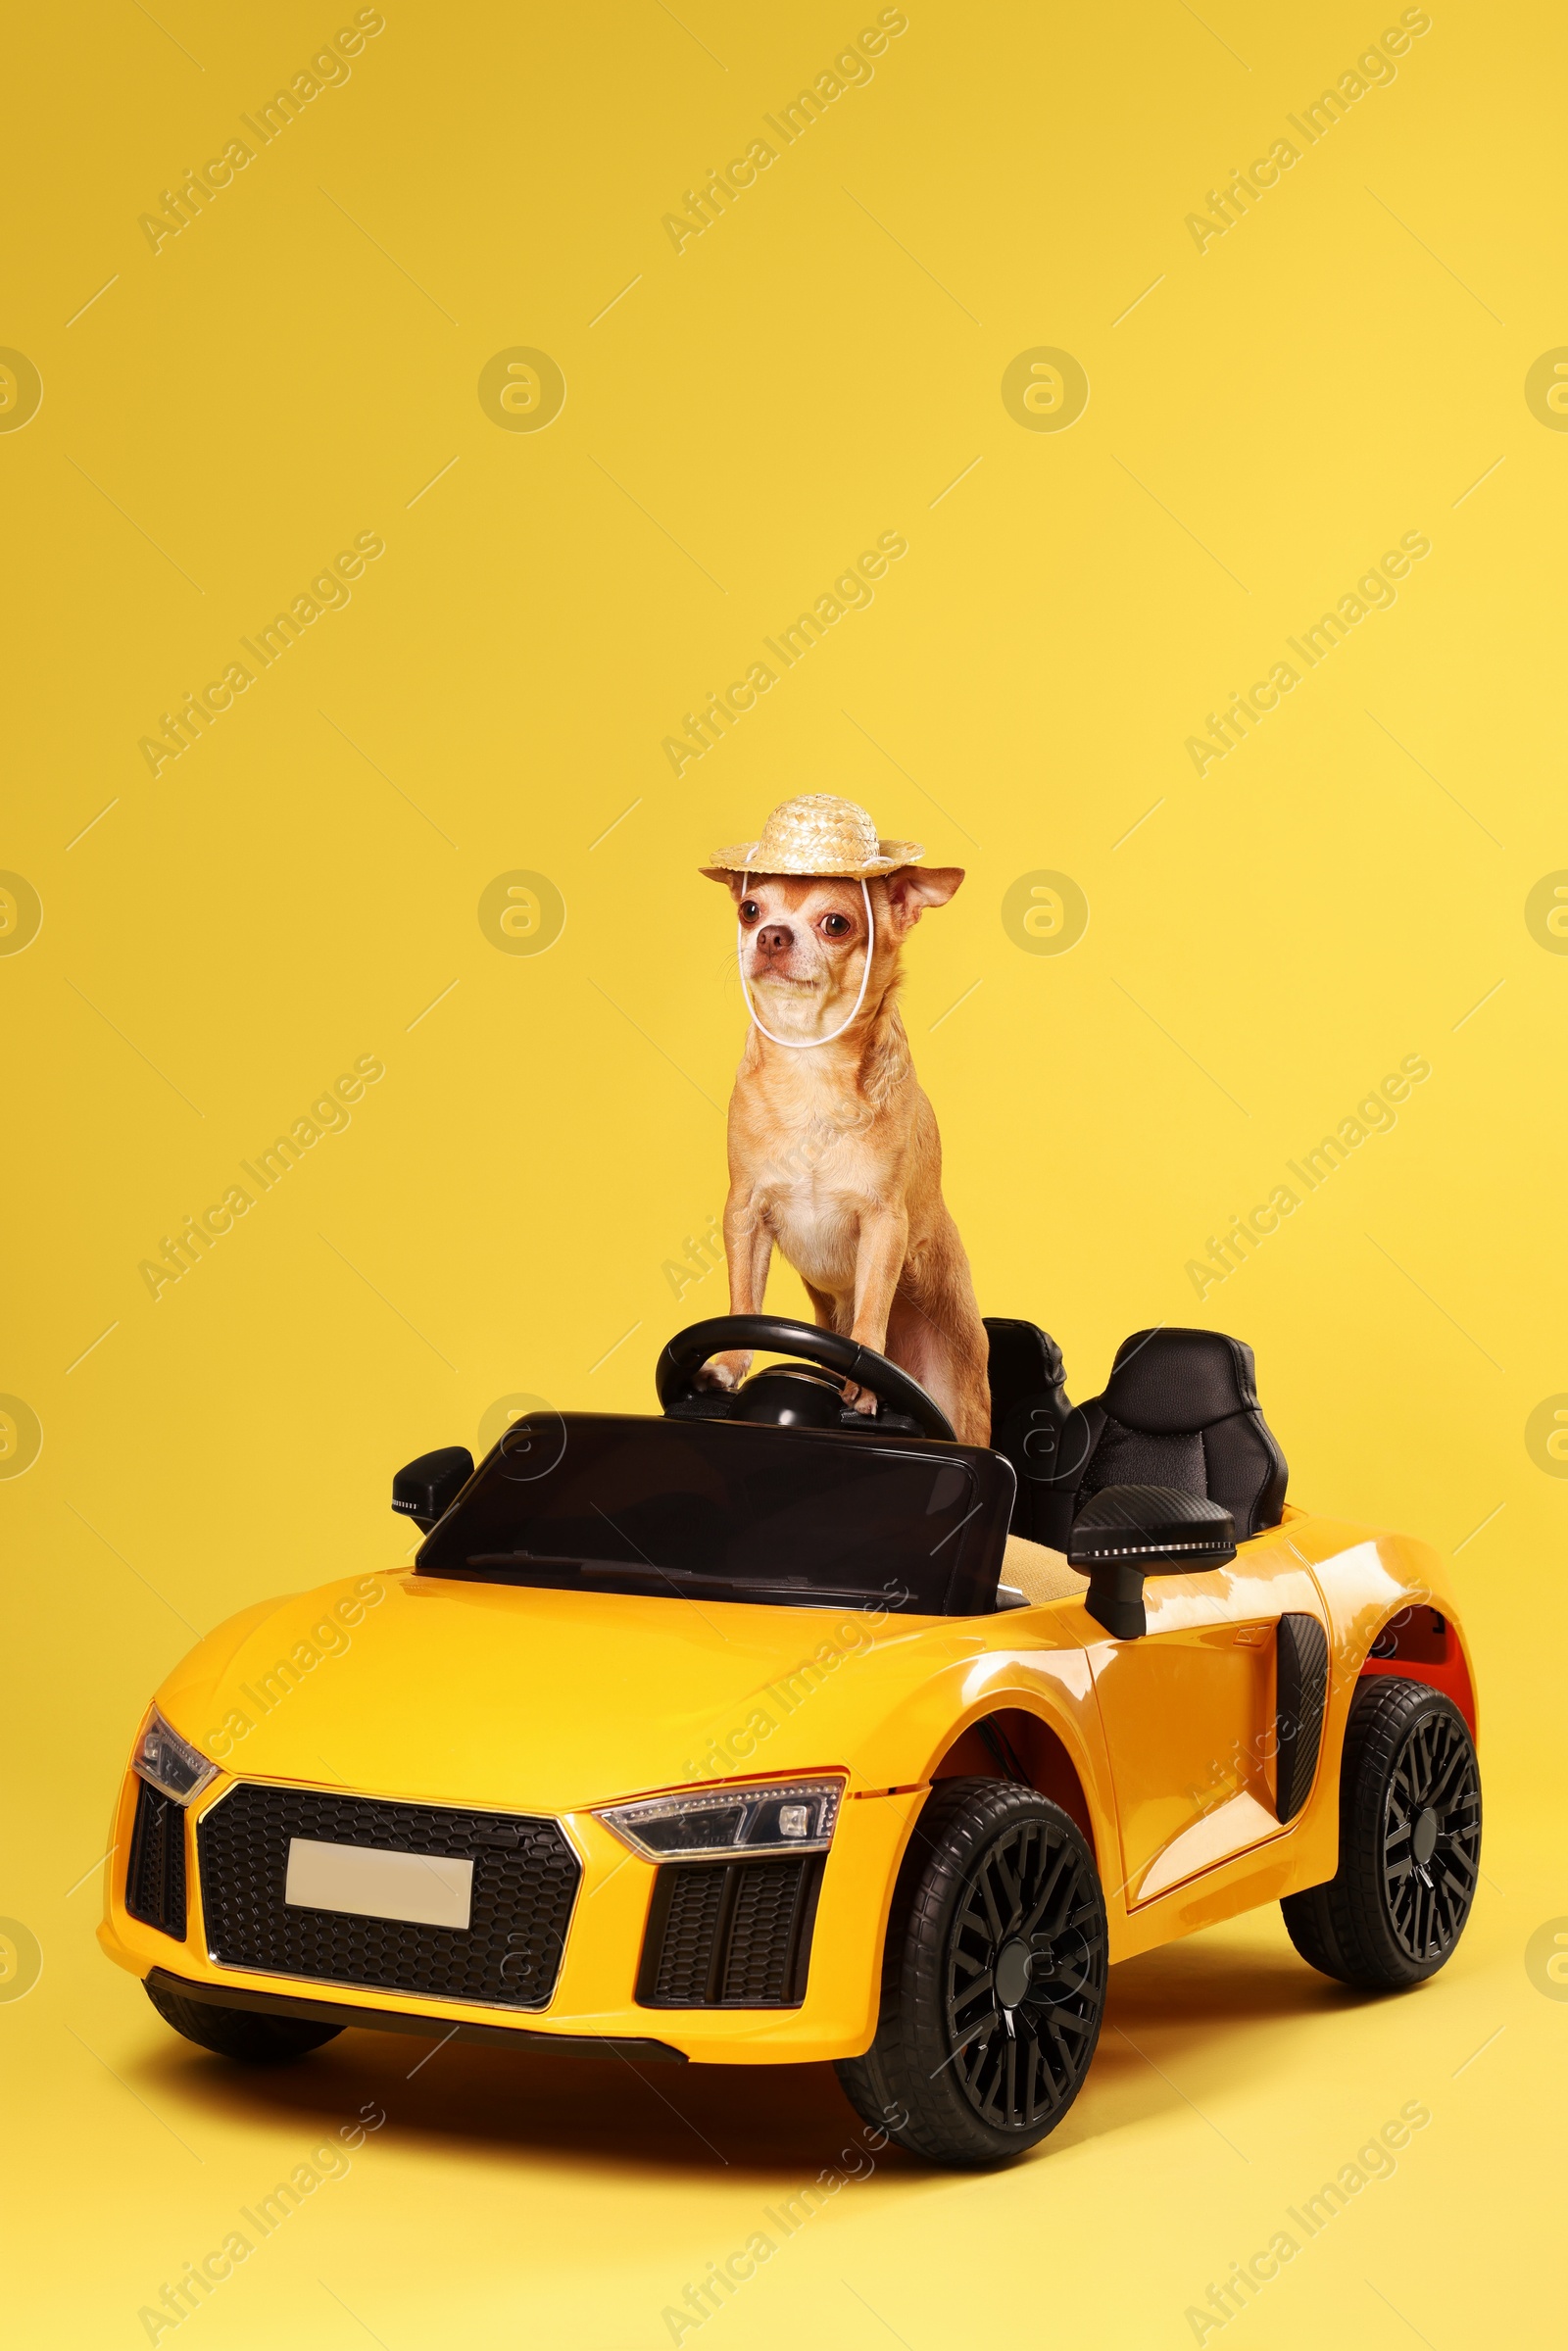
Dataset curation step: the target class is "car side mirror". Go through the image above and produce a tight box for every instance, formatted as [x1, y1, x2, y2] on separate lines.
[392, 1445, 474, 1534]
[1067, 1485, 1236, 1639]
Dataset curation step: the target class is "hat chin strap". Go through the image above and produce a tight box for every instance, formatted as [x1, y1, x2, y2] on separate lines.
[739, 876, 874, 1050]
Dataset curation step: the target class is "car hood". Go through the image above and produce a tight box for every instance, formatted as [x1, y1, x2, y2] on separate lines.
[156, 1568, 1045, 1813]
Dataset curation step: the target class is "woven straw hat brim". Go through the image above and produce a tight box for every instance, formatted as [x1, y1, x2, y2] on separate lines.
[701, 846, 920, 878]
[703, 792, 925, 879]
[702, 836, 923, 878]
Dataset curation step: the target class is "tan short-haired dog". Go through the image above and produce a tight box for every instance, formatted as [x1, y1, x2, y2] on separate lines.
[699, 794, 991, 1445]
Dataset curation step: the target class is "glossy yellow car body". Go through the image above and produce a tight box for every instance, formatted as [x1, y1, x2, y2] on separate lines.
[99, 1500, 1477, 2063]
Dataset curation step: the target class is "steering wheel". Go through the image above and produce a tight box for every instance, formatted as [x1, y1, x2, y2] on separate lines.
[655, 1314, 957, 1443]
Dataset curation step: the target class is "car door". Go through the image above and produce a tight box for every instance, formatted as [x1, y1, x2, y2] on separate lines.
[1087, 1532, 1326, 1906]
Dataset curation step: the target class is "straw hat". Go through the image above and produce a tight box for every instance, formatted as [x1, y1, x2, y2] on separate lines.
[702, 794, 923, 880]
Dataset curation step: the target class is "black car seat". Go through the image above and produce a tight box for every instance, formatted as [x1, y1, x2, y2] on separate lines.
[1054, 1327, 1287, 1551]
[983, 1318, 1073, 1543]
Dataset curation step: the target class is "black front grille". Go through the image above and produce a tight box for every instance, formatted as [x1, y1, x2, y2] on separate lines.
[126, 1780, 187, 1940]
[637, 1857, 823, 2007]
[197, 1785, 580, 2009]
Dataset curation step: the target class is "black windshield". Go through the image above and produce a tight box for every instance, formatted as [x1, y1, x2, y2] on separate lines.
[416, 1414, 1013, 1614]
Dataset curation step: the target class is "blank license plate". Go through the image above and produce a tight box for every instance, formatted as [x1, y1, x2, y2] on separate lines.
[284, 1837, 473, 1930]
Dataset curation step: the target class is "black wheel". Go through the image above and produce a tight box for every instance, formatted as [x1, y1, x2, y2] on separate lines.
[144, 1978, 342, 2063]
[836, 1778, 1107, 2168]
[1282, 1676, 1481, 1989]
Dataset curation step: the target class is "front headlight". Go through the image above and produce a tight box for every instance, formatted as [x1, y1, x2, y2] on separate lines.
[132, 1708, 219, 1806]
[596, 1778, 843, 1862]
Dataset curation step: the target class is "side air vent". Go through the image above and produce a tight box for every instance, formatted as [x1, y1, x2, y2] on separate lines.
[637, 1858, 824, 2008]
[1276, 1612, 1330, 1822]
[126, 1780, 187, 1940]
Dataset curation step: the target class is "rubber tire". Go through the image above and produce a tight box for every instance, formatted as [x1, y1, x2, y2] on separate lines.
[835, 1778, 1107, 2169]
[144, 1978, 343, 2063]
[1282, 1676, 1481, 1990]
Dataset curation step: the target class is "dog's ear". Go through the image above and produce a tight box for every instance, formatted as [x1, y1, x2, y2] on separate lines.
[884, 865, 964, 933]
[700, 869, 750, 901]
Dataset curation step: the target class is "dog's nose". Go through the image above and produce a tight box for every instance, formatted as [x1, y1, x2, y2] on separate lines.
[756, 925, 793, 956]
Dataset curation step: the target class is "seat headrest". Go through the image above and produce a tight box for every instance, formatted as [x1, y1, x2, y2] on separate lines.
[984, 1317, 1065, 1398]
[1101, 1328, 1261, 1434]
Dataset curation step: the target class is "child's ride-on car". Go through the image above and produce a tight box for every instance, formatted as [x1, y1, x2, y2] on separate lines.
[102, 1313, 1481, 2168]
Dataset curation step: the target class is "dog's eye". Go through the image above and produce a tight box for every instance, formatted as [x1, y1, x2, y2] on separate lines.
[819, 913, 853, 939]
[739, 900, 760, 923]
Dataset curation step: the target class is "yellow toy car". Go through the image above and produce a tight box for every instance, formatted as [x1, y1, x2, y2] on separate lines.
[101, 1314, 1481, 2168]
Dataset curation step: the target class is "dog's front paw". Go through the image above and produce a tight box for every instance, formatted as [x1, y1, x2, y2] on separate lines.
[841, 1379, 879, 1417]
[696, 1349, 753, 1395]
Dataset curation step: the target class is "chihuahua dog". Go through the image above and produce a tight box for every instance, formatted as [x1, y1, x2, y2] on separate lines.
[699, 805, 991, 1445]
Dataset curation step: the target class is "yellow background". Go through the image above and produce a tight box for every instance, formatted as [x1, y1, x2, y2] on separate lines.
[5, 0, 1564, 2342]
